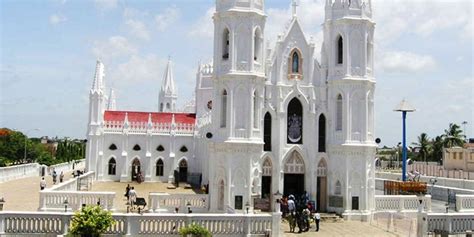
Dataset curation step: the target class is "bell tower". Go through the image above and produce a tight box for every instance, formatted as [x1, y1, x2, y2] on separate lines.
[208, 0, 267, 213]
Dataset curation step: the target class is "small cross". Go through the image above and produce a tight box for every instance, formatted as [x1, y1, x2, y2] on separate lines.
[292, 0, 298, 18]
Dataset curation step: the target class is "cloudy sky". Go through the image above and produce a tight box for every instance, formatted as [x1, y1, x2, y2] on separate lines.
[1, 0, 472, 147]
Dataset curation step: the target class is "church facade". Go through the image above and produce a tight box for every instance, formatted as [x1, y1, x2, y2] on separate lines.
[86, 0, 376, 220]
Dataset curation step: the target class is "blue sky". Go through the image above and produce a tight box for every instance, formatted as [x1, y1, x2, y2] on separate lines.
[1, 0, 472, 147]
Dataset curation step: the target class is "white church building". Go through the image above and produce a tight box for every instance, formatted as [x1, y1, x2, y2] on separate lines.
[86, 0, 377, 220]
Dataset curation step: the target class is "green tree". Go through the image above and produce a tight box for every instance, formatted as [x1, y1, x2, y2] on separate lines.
[412, 133, 431, 163]
[69, 205, 115, 237]
[430, 135, 445, 164]
[443, 123, 465, 148]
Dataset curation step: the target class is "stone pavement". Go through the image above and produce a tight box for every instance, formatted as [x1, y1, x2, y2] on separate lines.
[0, 171, 75, 211]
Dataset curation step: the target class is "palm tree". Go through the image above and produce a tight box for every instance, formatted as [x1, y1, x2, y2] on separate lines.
[412, 133, 431, 163]
[431, 136, 444, 164]
[443, 123, 465, 148]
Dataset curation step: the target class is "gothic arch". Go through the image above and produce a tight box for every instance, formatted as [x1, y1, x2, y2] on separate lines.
[282, 89, 310, 109]
[336, 34, 344, 65]
[282, 150, 305, 174]
[336, 94, 343, 131]
[288, 48, 303, 79]
[108, 157, 116, 175]
[222, 27, 231, 60]
[287, 97, 303, 144]
[156, 159, 164, 176]
[317, 158, 327, 177]
[318, 114, 327, 152]
[253, 26, 263, 62]
[262, 157, 272, 176]
[263, 112, 272, 151]
[220, 89, 228, 128]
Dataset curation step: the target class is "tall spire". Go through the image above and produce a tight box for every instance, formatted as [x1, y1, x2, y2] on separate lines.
[107, 88, 116, 111]
[91, 60, 105, 92]
[161, 58, 177, 97]
[292, 0, 298, 19]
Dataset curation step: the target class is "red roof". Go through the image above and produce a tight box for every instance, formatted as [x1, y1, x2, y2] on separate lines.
[104, 111, 196, 125]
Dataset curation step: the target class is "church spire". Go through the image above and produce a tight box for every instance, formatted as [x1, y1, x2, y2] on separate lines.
[158, 58, 178, 112]
[91, 60, 105, 92]
[107, 88, 116, 111]
[292, 0, 298, 19]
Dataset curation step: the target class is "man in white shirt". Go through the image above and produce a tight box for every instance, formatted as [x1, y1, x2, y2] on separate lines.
[128, 187, 137, 206]
[40, 177, 46, 190]
[288, 195, 296, 215]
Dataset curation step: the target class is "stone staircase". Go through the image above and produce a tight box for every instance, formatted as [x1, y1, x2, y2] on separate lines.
[320, 212, 344, 223]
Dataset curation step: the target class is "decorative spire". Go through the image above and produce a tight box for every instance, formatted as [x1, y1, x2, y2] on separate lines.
[123, 112, 129, 129]
[107, 88, 116, 111]
[91, 60, 105, 92]
[161, 58, 177, 97]
[147, 113, 153, 129]
[291, 0, 298, 19]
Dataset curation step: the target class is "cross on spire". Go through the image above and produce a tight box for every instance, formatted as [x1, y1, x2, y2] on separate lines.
[292, 0, 298, 18]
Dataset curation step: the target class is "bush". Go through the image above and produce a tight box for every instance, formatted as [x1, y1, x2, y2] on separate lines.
[69, 205, 115, 237]
[179, 224, 212, 237]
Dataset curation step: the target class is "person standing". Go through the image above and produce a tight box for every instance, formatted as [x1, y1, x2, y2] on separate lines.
[288, 195, 296, 216]
[40, 177, 46, 190]
[314, 211, 321, 232]
[59, 171, 64, 183]
[128, 187, 137, 206]
[125, 184, 131, 201]
[52, 170, 57, 184]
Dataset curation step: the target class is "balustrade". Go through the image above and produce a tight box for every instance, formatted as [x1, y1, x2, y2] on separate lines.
[148, 193, 209, 213]
[426, 213, 474, 234]
[39, 191, 115, 212]
[455, 194, 474, 212]
[374, 195, 431, 212]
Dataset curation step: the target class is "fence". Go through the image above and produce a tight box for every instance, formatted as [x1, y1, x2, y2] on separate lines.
[0, 211, 279, 236]
[409, 162, 474, 180]
[371, 212, 418, 237]
[0, 163, 39, 183]
[375, 195, 432, 212]
[48, 159, 85, 176]
[39, 191, 115, 212]
[426, 213, 474, 235]
[148, 193, 209, 213]
[456, 195, 474, 212]
[49, 171, 95, 192]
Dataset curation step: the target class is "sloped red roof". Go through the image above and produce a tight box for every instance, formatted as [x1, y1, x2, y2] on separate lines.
[104, 111, 196, 125]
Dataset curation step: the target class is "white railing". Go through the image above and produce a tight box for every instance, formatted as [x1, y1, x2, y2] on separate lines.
[48, 159, 85, 176]
[456, 194, 474, 212]
[148, 193, 209, 213]
[39, 191, 115, 212]
[426, 213, 474, 234]
[0, 212, 277, 236]
[375, 195, 432, 212]
[103, 121, 195, 135]
[50, 171, 95, 191]
[0, 163, 39, 183]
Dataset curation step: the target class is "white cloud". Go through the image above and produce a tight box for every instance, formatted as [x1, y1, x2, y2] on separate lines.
[379, 51, 437, 73]
[188, 7, 215, 38]
[125, 19, 150, 41]
[49, 14, 67, 25]
[92, 36, 137, 61]
[111, 54, 166, 83]
[155, 6, 180, 32]
[94, 0, 118, 11]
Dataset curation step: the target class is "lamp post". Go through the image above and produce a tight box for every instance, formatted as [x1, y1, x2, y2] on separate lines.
[245, 202, 250, 214]
[187, 201, 192, 213]
[394, 99, 416, 181]
[23, 128, 40, 163]
[63, 198, 69, 212]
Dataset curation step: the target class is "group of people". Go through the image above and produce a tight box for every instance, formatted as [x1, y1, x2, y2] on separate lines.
[124, 184, 137, 206]
[281, 191, 321, 233]
[39, 169, 65, 190]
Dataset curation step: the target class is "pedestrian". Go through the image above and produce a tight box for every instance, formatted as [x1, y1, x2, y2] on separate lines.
[52, 170, 57, 184]
[288, 195, 296, 216]
[40, 177, 46, 190]
[59, 171, 64, 183]
[128, 187, 137, 206]
[314, 211, 320, 232]
[124, 184, 131, 201]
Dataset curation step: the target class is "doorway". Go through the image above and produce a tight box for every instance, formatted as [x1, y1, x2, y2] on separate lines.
[284, 174, 305, 197]
[317, 177, 327, 212]
[179, 159, 188, 182]
[131, 158, 141, 181]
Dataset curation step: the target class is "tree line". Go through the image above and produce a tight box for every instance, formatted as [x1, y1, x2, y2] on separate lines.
[0, 128, 86, 167]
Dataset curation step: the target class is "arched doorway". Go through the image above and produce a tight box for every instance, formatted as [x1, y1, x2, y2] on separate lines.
[317, 159, 327, 212]
[262, 158, 272, 198]
[131, 158, 141, 181]
[283, 151, 305, 197]
[179, 159, 188, 183]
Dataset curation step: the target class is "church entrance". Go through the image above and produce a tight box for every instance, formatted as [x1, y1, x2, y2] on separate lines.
[131, 158, 141, 182]
[316, 159, 327, 212]
[283, 151, 305, 197]
[261, 158, 272, 198]
[179, 159, 188, 183]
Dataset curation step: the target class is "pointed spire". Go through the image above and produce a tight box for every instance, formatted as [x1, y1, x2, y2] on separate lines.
[91, 60, 105, 92]
[291, 0, 298, 19]
[107, 88, 116, 111]
[123, 112, 129, 129]
[147, 113, 153, 129]
[161, 58, 177, 97]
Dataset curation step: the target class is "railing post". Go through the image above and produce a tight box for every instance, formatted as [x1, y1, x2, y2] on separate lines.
[244, 215, 251, 237]
[455, 195, 462, 212]
[62, 213, 70, 236]
[272, 212, 281, 237]
[399, 198, 405, 212]
[0, 213, 5, 234]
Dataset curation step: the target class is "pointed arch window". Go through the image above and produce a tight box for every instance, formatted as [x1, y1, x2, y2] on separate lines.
[288, 49, 303, 80]
[254, 28, 262, 61]
[318, 114, 326, 152]
[335, 180, 342, 195]
[160, 103, 164, 112]
[109, 144, 117, 151]
[287, 98, 303, 144]
[180, 146, 188, 153]
[108, 158, 116, 175]
[156, 159, 164, 176]
[337, 35, 343, 65]
[264, 112, 272, 151]
[220, 90, 227, 128]
[157, 145, 165, 152]
[336, 94, 343, 131]
[292, 52, 299, 73]
[133, 144, 141, 151]
[223, 28, 230, 60]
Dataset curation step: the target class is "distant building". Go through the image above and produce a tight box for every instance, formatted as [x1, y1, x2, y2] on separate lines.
[443, 140, 474, 172]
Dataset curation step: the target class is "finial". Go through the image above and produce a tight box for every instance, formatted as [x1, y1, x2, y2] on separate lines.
[292, 0, 298, 19]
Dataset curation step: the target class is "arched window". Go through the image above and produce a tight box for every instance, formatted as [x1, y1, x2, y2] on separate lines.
[166, 103, 170, 110]
[287, 98, 303, 144]
[254, 28, 262, 61]
[156, 159, 164, 176]
[335, 180, 342, 195]
[109, 144, 117, 151]
[220, 90, 227, 128]
[292, 52, 299, 73]
[133, 144, 141, 151]
[264, 112, 272, 151]
[180, 146, 188, 153]
[253, 91, 258, 128]
[336, 94, 343, 131]
[223, 28, 230, 60]
[337, 35, 343, 64]
[318, 114, 326, 152]
[160, 103, 164, 112]
[108, 158, 116, 175]
[157, 145, 164, 152]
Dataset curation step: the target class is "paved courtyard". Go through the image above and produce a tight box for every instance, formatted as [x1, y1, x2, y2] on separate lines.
[280, 220, 400, 237]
